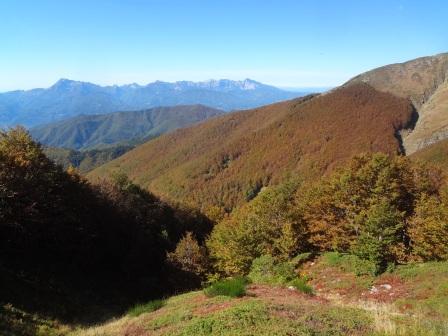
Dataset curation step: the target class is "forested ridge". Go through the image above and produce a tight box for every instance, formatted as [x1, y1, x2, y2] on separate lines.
[89, 83, 417, 212]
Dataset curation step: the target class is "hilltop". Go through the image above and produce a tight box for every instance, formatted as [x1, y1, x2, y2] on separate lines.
[0, 78, 304, 127]
[89, 83, 415, 211]
[346, 52, 448, 154]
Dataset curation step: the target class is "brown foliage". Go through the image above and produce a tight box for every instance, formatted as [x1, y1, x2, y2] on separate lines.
[90, 83, 415, 211]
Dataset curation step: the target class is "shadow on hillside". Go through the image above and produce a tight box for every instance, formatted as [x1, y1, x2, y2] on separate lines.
[0, 262, 203, 328]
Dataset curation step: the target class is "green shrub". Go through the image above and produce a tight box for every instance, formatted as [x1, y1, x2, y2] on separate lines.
[204, 277, 247, 298]
[248, 255, 296, 285]
[127, 299, 165, 317]
[289, 278, 313, 295]
[323, 252, 377, 276]
[290, 252, 313, 267]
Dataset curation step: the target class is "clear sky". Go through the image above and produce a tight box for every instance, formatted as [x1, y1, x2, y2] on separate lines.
[1, 0, 447, 91]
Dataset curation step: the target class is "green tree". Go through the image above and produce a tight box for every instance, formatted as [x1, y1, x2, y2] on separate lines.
[207, 181, 304, 276]
[352, 199, 404, 272]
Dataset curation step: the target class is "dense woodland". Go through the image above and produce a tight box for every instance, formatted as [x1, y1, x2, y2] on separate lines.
[44, 145, 135, 173]
[89, 83, 417, 212]
[207, 153, 448, 278]
[0, 127, 212, 322]
[2, 127, 447, 318]
[1, 121, 448, 336]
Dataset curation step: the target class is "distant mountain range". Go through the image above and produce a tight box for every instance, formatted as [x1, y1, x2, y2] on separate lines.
[0, 78, 304, 127]
[30, 104, 223, 150]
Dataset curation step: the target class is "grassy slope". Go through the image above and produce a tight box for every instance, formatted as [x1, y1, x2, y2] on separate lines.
[70, 289, 374, 336]
[410, 138, 448, 173]
[89, 83, 415, 211]
[66, 259, 448, 336]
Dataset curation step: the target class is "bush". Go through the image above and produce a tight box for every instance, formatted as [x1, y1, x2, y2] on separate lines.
[204, 277, 248, 298]
[289, 278, 313, 295]
[127, 299, 165, 317]
[248, 255, 296, 285]
[323, 252, 377, 276]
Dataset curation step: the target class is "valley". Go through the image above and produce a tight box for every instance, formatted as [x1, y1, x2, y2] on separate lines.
[1, 27, 448, 336]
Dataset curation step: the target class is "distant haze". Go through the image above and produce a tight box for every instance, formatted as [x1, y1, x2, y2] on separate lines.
[0, 78, 305, 127]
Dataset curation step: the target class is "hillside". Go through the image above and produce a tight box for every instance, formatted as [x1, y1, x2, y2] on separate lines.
[89, 83, 416, 211]
[57, 258, 448, 336]
[411, 137, 448, 171]
[346, 52, 448, 154]
[30, 105, 223, 150]
[0, 127, 213, 332]
[0, 79, 304, 127]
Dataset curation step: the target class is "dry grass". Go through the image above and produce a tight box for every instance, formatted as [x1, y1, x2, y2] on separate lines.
[411, 137, 448, 173]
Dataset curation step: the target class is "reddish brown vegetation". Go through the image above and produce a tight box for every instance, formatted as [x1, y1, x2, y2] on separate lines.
[90, 83, 415, 210]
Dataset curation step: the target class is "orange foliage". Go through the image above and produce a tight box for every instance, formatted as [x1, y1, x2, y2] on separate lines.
[89, 83, 415, 211]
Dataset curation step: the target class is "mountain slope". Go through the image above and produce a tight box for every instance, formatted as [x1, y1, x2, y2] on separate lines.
[0, 79, 304, 127]
[346, 52, 448, 154]
[30, 105, 223, 150]
[89, 83, 416, 211]
[411, 137, 448, 172]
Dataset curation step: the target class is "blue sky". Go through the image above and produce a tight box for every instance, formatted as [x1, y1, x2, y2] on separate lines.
[0, 0, 447, 91]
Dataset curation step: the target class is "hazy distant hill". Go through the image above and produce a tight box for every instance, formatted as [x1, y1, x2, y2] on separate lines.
[0, 78, 304, 127]
[31, 105, 223, 150]
[89, 83, 415, 210]
[346, 52, 448, 154]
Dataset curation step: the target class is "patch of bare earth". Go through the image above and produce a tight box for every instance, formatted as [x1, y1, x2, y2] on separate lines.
[362, 274, 409, 304]
[302, 264, 371, 302]
[246, 284, 327, 305]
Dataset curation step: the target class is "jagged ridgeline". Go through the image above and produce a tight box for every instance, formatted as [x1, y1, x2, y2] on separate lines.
[0, 127, 213, 323]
